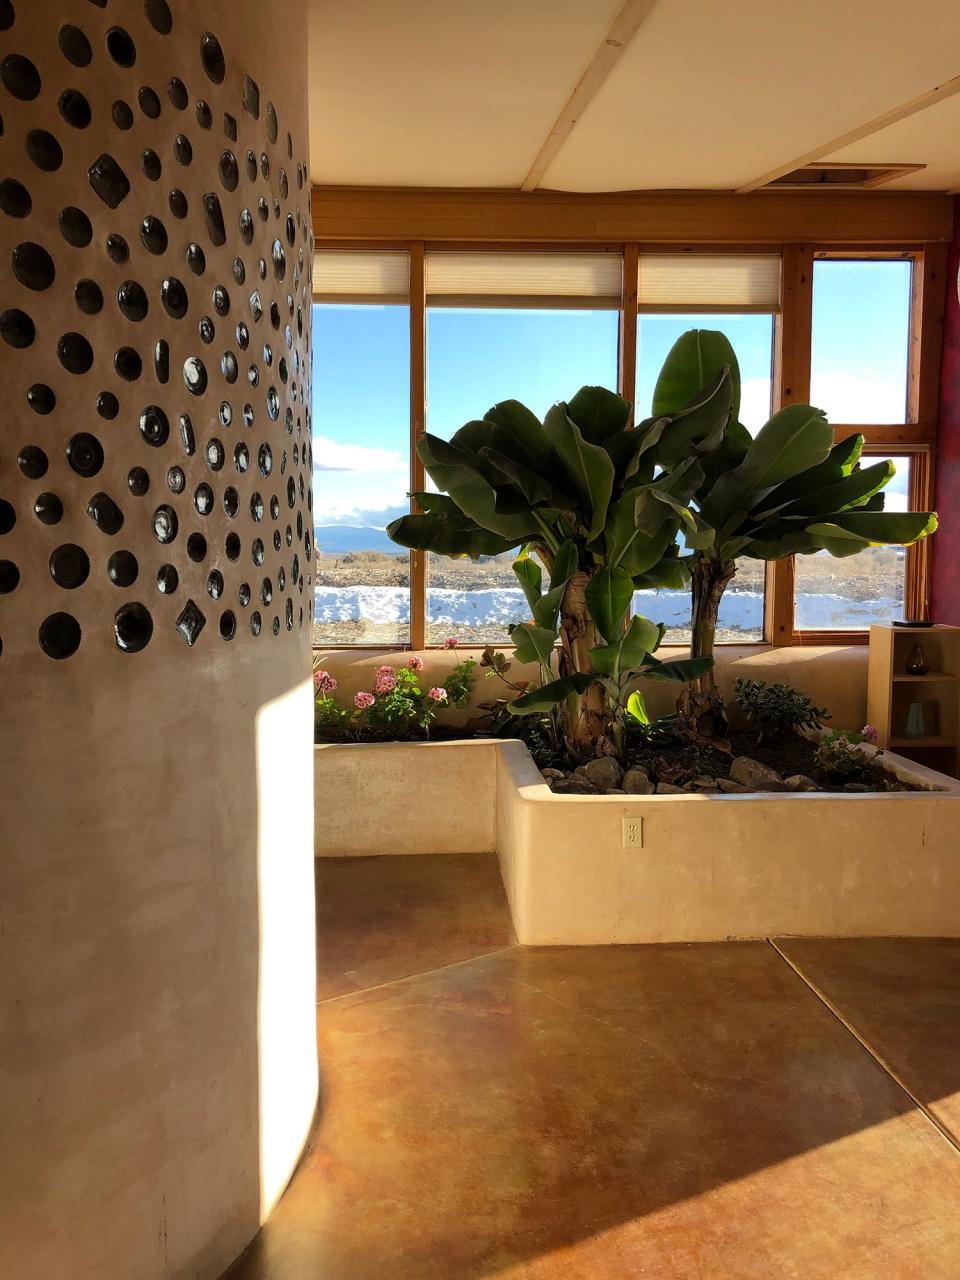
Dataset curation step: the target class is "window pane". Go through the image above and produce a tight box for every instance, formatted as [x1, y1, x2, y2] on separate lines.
[311, 303, 410, 645]
[635, 557, 765, 646]
[425, 306, 619, 644]
[636, 313, 774, 435]
[810, 259, 912, 424]
[794, 455, 910, 630]
[633, 313, 772, 643]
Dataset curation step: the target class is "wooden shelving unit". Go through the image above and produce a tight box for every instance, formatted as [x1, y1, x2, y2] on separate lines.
[867, 624, 960, 777]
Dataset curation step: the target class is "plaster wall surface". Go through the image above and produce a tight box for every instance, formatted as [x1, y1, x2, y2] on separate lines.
[315, 740, 497, 855]
[313, 740, 960, 944]
[315, 643, 873, 732]
[0, 2, 315, 1276]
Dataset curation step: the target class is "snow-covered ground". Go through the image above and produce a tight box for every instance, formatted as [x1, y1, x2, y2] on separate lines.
[314, 586, 903, 634]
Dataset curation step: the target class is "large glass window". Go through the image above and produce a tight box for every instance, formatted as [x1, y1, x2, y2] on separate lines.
[424, 253, 620, 644]
[312, 301, 410, 645]
[810, 258, 912, 424]
[634, 313, 774, 643]
[794, 454, 910, 631]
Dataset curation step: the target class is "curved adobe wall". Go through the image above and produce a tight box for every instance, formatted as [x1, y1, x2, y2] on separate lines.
[0, 2, 316, 1277]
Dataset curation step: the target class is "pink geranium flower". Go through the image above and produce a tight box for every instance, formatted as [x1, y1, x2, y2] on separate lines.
[354, 691, 375, 711]
[442, 636, 458, 650]
[373, 669, 396, 695]
[407, 655, 424, 671]
[862, 724, 879, 743]
[313, 669, 337, 694]
[428, 686, 448, 703]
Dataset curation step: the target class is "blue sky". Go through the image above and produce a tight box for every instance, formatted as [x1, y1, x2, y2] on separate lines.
[310, 258, 911, 531]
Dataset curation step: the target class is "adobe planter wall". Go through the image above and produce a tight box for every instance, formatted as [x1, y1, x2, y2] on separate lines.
[315, 740, 960, 944]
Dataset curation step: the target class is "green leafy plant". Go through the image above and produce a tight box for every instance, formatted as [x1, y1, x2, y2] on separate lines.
[814, 725, 881, 784]
[648, 330, 937, 732]
[387, 386, 712, 759]
[733, 677, 830, 743]
[313, 656, 476, 742]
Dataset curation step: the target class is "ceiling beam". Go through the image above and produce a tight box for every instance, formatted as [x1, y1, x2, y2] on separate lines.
[311, 186, 955, 246]
[738, 74, 960, 194]
[520, 0, 659, 193]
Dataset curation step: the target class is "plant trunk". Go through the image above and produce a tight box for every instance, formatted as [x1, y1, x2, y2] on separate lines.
[558, 569, 608, 759]
[690, 554, 737, 689]
[681, 554, 737, 738]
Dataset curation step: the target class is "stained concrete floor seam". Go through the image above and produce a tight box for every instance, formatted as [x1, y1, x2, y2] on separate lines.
[315, 943, 520, 1007]
[768, 937, 960, 1158]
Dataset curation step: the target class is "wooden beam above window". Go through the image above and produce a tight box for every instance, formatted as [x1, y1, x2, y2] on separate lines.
[311, 186, 955, 247]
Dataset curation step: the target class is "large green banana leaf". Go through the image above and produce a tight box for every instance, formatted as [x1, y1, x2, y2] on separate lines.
[653, 329, 741, 421]
[566, 385, 631, 444]
[510, 673, 597, 714]
[416, 433, 536, 540]
[543, 404, 615, 541]
[584, 566, 634, 644]
[483, 399, 553, 462]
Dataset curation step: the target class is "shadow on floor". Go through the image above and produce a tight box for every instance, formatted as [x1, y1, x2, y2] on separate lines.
[226, 856, 960, 1280]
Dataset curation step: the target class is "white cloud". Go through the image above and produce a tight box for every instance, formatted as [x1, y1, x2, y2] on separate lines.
[809, 371, 906, 425]
[312, 433, 409, 523]
[739, 377, 773, 432]
[312, 434, 407, 474]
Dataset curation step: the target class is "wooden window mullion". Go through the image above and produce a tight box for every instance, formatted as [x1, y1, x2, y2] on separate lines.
[768, 244, 812, 643]
[409, 242, 426, 649]
[619, 244, 639, 420]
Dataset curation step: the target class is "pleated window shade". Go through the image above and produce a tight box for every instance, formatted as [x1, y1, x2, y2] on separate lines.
[637, 254, 782, 312]
[312, 250, 410, 303]
[425, 252, 622, 309]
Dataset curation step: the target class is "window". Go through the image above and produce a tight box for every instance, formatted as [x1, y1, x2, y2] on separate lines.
[632, 255, 779, 642]
[312, 252, 410, 645]
[424, 252, 620, 644]
[810, 258, 913, 424]
[794, 455, 911, 631]
[307, 235, 936, 652]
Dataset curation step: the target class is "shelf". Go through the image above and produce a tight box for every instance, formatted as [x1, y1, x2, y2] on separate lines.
[890, 736, 957, 749]
[892, 673, 960, 683]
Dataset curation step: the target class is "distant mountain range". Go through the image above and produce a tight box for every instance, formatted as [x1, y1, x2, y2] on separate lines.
[314, 524, 398, 555]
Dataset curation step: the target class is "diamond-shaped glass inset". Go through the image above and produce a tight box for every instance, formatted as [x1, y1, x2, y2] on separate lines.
[88, 153, 130, 209]
[175, 598, 206, 646]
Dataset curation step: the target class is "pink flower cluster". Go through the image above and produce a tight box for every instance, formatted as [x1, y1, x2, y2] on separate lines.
[407, 655, 424, 671]
[354, 691, 375, 711]
[313, 669, 337, 695]
[442, 636, 458, 650]
[428, 686, 448, 703]
[861, 723, 879, 744]
[373, 664, 397, 695]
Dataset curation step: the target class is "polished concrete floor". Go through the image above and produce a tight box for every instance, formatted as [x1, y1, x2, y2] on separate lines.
[227, 855, 960, 1280]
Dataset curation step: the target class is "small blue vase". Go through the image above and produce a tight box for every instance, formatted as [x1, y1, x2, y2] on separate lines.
[905, 702, 926, 739]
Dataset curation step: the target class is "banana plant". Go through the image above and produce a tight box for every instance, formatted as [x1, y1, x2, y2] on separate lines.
[507, 549, 711, 757]
[387, 386, 713, 758]
[648, 329, 938, 728]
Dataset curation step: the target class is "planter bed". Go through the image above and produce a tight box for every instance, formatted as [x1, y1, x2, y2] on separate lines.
[315, 739, 960, 944]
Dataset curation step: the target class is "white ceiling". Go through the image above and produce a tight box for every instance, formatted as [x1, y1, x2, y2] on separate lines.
[308, 0, 960, 192]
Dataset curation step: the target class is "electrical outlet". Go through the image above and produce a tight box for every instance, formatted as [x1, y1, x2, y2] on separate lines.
[622, 815, 643, 849]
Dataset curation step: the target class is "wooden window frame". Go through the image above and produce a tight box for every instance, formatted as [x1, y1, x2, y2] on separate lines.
[311, 215, 947, 652]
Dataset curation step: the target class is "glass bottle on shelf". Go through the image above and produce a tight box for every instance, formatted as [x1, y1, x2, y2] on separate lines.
[905, 643, 930, 676]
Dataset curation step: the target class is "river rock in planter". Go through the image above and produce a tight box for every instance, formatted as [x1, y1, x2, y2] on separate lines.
[729, 756, 784, 790]
[605, 787, 626, 795]
[656, 782, 686, 794]
[686, 776, 720, 792]
[540, 768, 566, 781]
[553, 777, 598, 795]
[784, 774, 820, 792]
[717, 777, 749, 793]
[580, 758, 624, 790]
[623, 767, 655, 795]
